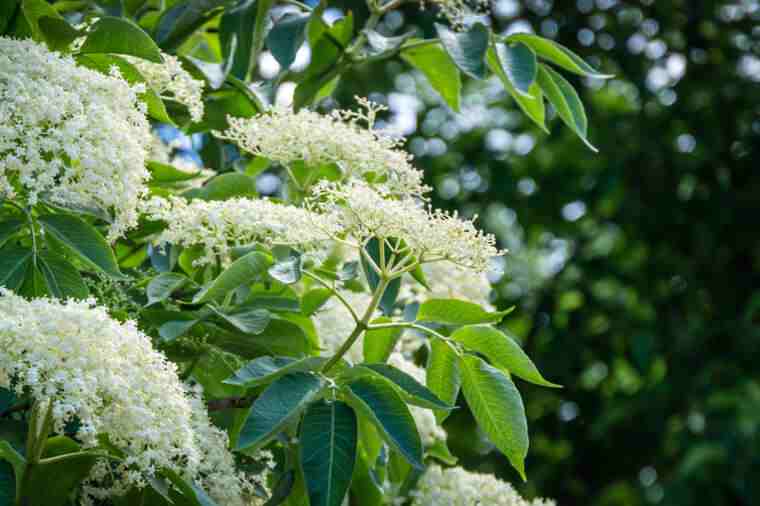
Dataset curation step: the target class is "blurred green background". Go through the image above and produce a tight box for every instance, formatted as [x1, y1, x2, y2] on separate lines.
[329, 0, 760, 504]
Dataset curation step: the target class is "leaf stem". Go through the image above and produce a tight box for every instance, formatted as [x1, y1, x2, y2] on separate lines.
[302, 270, 360, 323]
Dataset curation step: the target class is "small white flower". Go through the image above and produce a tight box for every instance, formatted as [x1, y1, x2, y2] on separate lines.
[421, 0, 491, 28]
[0, 37, 152, 239]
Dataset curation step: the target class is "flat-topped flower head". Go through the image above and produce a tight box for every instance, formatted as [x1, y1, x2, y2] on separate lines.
[142, 196, 339, 265]
[411, 465, 556, 506]
[0, 291, 262, 505]
[422, 0, 491, 28]
[216, 98, 428, 196]
[311, 180, 504, 273]
[126, 51, 205, 122]
[0, 37, 151, 239]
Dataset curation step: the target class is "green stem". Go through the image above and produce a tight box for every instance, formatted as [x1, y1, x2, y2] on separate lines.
[321, 276, 390, 373]
[302, 270, 360, 323]
[367, 320, 461, 353]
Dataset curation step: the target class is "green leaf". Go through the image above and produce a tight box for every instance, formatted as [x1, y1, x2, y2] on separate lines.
[426, 337, 461, 423]
[193, 251, 272, 303]
[159, 319, 199, 342]
[365, 28, 415, 55]
[268, 257, 302, 284]
[237, 372, 323, 451]
[487, 43, 546, 132]
[400, 41, 461, 111]
[450, 325, 560, 388]
[495, 41, 536, 95]
[363, 317, 403, 363]
[148, 161, 204, 183]
[0, 0, 19, 34]
[506, 33, 613, 79]
[302, 287, 332, 316]
[146, 272, 189, 306]
[185, 172, 258, 200]
[155, 0, 228, 52]
[359, 364, 453, 410]
[23, 447, 99, 506]
[220, 0, 274, 79]
[187, 87, 260, 133]
[267, 13, 309, 68]
[211, 306, 271, 334]
[459, 354, 528, 479]
[536, 64, 596, 151]
[0, 441, 25, 489]
[416, 298, 511, 326]
[225, 356, 327, 387]
[426, 438, 457, 465]
[344, 376, 423, 470]
[38, 16, 80, 51]
[434, 22, 489, 79]
[163, 468, 219, 506]
[79, 16, 162, 62]
[0, 245, 32, 291]
[20, 0, 60, 42]
[206, 319, 312, 357]
[38, 252, 89, 299]
[300, 400, 358, 506]
[38, 214, 123, 278]
[0, 218, 26, 248]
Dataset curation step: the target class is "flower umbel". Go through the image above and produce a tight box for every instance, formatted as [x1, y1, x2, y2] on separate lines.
[216, 98, 428, 196]
[0, 37, 151, 239]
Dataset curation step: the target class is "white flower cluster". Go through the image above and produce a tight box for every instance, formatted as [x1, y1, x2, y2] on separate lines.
[126, 52, 205, 122]
[421, 0, 491, 27]
[216, 99, 428, 196]
[0, 291, 261, 504]
[312, 180, 504, 273]
[400, 261, 494, 308]
[387, 353, 447, 445]
[0, 37, 151, 239]
[142, 196, 339, 265]
[411, 465, 556, 506]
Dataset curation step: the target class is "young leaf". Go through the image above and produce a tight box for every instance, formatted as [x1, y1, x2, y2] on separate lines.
[193, 251, 272, 303]
[79, 16, 163, 63]
[344, 376, 423, 470]
[146, 272, 189, 306]
[224, 356, 328, 387]
[359, 364, 453, 411]
[434, 22, 489, 79]
[237, 372, 323, 451]
[267, 13, 310, 68]
[506, 33, 613, 79]
[487, 43, 547, 132]
[450, 325, 560, 388]
[400, 41, 461, 111]
[38, 214, 124, 278]
[300, 400, 358, 506]
[416, 298, 512, 326]
[536, 64, 597, 152]
[459, 354, 528, 479]
[426, 337, 461, 423]
[363, 317, 404, 363]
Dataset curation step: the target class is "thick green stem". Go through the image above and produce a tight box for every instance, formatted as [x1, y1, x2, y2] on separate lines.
[321, 277, 390, 373]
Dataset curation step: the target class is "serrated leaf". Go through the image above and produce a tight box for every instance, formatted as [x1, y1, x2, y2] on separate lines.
[224, 356, 328, 387]
[79, 16, 163, 62]
[416, 298, 511, 326]
[344, 376, 423, 470]
[359, 363, 453, 410]
[506, 33, 613, 79]
[38, 214, 123, 278]
[401, 41, 461, 111]
[146, 272, 188, 306]
[38, 252, 89, 299]
[237, 372, 323, 451]
[434, 22, 488, 79]
[300, 400, 357, 506]
[212, 306, 272, 334]
[267, 13, 309, 68]
[536, 64, 597, 151]
[487, 43, 547, 132]
[460, 354, 528, 479]
[426, 337, 461, 423]
[450, 325, 560, 388]
[363, 317, 403, 363]
[193, 251, 272, 303]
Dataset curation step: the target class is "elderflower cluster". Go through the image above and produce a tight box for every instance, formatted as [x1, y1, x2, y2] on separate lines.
[0, 37, 151, 239]
[400, 261, 494, 309]
[410, 465, 556, 506]
[126, 52, 205, 122]
[216, 99, 428, 196]
[421, 0, 491, 27]
[312, 180, 504, 273]
[388, 353, 447, 445]
[0, 291, 262, 504]
[142, 196, 339, 265]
